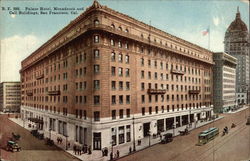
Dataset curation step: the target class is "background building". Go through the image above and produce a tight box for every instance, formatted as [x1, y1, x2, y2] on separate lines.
[0, 82, 21, 113]
[20, 1, 214, 151]
[224, 8, 250, 105]
[213, 52, 237, 113]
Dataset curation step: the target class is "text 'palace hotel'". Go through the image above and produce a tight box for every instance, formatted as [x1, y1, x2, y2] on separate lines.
[20, 1, 214, 150]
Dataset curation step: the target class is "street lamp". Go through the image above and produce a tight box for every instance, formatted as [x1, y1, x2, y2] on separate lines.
[65, 135, 68, 150]
[132, 117, 136, 152]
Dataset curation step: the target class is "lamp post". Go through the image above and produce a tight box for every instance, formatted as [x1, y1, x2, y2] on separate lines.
[65, 135, 68, 150]
[132, 117, 136, 152]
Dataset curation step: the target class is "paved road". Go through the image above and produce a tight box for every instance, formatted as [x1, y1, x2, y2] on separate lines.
[119, 106, 250, 161]
[0, 114, 80, 161]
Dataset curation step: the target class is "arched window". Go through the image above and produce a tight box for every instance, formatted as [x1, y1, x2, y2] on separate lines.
[118, 26, 122, 31]
[94, 19, 99, 25]
[111, 24, 115, 29]
[125, 29, 129, 33]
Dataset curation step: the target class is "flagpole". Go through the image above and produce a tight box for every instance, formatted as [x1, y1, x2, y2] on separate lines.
[208, 26, 210, 50]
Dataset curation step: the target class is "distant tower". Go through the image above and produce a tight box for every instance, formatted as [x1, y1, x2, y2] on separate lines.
[224, 7, 250, 105]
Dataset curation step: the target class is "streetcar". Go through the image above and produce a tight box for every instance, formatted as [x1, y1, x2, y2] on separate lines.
[196, 127, 219, 146]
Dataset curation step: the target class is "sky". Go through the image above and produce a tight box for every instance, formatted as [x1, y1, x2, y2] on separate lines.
[0, 0, 249, 82]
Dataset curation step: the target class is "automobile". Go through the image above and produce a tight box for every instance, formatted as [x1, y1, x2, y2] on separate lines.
[161, 133, 173, 144]
[6, 141, 21, 152]
[246, 116, 250, 125]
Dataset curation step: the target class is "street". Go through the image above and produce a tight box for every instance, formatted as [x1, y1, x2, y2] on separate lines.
[0, 114, 80, 161]
[119, 106, 250, 161]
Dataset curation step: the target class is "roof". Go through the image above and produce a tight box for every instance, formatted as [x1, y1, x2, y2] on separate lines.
[226, 8, 248, 33]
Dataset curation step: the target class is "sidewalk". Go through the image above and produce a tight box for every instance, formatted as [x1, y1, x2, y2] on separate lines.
[9, 116, 223, 161]
[228, 104, 249, 114]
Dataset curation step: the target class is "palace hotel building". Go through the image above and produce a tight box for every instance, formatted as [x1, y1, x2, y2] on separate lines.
[20, 1, 214, 151]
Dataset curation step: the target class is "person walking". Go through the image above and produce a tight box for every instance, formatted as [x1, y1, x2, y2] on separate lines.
[116, 150, 120, 158]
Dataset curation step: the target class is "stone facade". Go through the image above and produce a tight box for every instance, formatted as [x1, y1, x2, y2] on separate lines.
[213, 52, 237, 113]
[0, 82, 21, 113]
[224, 8, 250, 105]
[20, 1, 214, 151]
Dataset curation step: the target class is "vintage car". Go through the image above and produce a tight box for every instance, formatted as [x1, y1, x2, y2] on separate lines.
[246, 116, 250, 125]
[161, 133, 173, 144]
[6, 141, 21, 152]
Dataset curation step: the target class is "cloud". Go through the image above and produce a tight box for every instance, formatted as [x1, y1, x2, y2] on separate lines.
[170, 26, 224, 53]
[0, 35, 42, 82]
[240, 0, 249, 5]
[213, 16, 220, 26]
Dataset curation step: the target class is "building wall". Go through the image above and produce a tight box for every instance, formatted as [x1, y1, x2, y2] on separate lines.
[213, 52, 236, 113]
[0, 82, 21, 112]
[20, 2, 214, 150]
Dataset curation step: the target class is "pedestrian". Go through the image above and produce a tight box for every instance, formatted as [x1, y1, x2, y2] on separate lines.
[110, 152, 113, 160]
[160, 134, 162, 141]
[116, 150, 120, 158]
[82, 145, 85, 154]
[129, 146, 132, 153]
[73, 144, 77, 155]
[88, 145, 92, 154]
[67, 142, 70, 149]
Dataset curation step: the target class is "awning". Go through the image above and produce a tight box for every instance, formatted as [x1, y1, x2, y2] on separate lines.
[28, 117, 44, 124]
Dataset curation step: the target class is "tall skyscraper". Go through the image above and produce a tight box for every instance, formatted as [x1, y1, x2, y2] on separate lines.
[224, 7, 250, 105]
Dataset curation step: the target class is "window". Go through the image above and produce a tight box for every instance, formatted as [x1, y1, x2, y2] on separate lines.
[119, 81, 123, 90]
[94, 19, 99, 25]
[94, 49, 100, 59]
[94, 80, 100, 90]
[112, 95, 116, 104]
[141, 58, 144, 66]
[118, 41, 122, 48]
[118, 53, 123, 62]
[148, 72, 151, 79]
[126, 82, 130, 90]
[118, 126, 125, 144]
[126, 95, 130, 104]
[111, 52, 115, 61]
[94, 35, 99, 43]
[111, 67, 116, 76]
[149, 107, 152, 114]
[111, 39, 115, 46]
[119, 109, 124, 119]
[112, 110, 116, 120]
[141, 83, 145, 90]
[111, 128, 117, 146]
[141, 71, 144, 78]
[142, 107, 145, 115]
[94, 65, 100, 74]
[125, 43, 129, 49]
[119, 95, 123, 104]
[126, 109, 130, 118]
[111, 81, 116, 90]
[126, 125, 131, 142]
[141, 95, 145, 103]
[94, 111, 100, 121]
[125, 68, 130, 77]
[155, 106, 158, 114]
[125, 55, 129, 63]
[118, 68, 123, 76]
[94, 96, 100, 105]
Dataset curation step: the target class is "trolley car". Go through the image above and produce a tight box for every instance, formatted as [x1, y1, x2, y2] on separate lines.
[196, 127, 219, 146]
